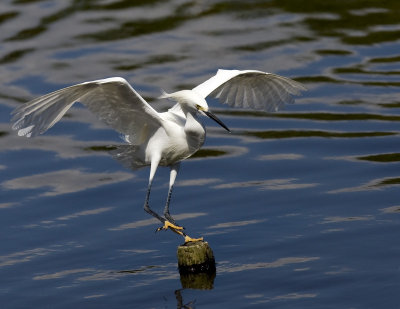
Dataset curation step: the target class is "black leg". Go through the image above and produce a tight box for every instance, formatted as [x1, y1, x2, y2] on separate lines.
[144, 182, 165, 223]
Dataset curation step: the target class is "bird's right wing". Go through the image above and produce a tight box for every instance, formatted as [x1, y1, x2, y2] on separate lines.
[192, 69, 306, 112]
[11, 77, 164, 140]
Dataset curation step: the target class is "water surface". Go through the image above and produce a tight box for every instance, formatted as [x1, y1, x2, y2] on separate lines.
[0, 0, 399, 308]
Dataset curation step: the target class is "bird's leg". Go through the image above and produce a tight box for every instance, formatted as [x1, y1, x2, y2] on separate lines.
[145, 157, 183, 233]
[143, 155, 166, 225]
[144, 181, 165, 223]
[163, 163, 180, 225]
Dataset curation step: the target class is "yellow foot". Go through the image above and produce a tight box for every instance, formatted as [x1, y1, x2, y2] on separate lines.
[184, 235, 204, 243]
[156, 220, 184, 232]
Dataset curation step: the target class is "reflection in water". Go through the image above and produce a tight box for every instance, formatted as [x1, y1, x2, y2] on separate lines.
[380, 205, 400, 214]
[34, 268, 95, 281]
[207, 219, 266, 229]
[34, 265, 164, 282]
[189, 146, 248, 160]
[22, 207, 115, 229]
[109, 212, 207, 231]
[243, 129, 397, 139]
[321, 216, 374, 224]
[257, 153, 304, 161]
[179, 269, 216, 290]
[0, 202, 15, 209]
[328, 176, 400, 193]
[218, 256, 319, 274]
[357, 152, 400, 163]
[177, 178, 221, 187]
[1, 0, 400, 307]
[205, 219, 268, 236]
[214, 178, 317, 191]
[0, 247, 57, 267]
[2, 169, 133, 197]
[175, 289, 195, 309]
[0, 242, 81, 268]
[0, 131, 118, 159]
[247, 292, 317, 305]
[221, 110, 400, 122]
[56, 207, 113, 221]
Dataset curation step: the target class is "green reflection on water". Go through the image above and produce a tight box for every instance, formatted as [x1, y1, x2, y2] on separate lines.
[234, 36, 314, 52]
[6, 25, 46, 41]
[190, 148, 227, 159]
[369, 55, 400, 63]
[0, 48, 35, 64]
[274, 113, 400, 122]
[84, 145, 117, 152]
[244, 130, 396, 139]
[114, 54, 185, 71]
[376, 177, 400, 187]
[78, 16, 186, 41]
[0, 11, 18, 25]
[220, 111, 400, 122]
[358, 153, 400, 163]
[334, 67, 400, 76]
[274, 0, 400, 44]
[379, 102, 400, 109]
[315, 49, 353, 56]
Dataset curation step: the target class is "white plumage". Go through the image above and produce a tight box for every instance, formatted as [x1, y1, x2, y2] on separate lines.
[11, 69, 305, 242]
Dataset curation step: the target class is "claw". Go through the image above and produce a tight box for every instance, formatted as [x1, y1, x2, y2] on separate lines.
[156, 220, 184, 233]
[155, 220, 202, 243]
[184, 235, 204, 243]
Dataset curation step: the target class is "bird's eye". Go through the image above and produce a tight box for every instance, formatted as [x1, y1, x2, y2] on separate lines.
[196, 104, 202, 110]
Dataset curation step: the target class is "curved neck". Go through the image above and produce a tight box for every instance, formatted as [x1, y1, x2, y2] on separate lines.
[184, 109, 201, 130]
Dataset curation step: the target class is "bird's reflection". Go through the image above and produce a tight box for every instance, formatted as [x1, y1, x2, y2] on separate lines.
[179, 268, 216, 290]
[175, 259, 216, 308]
[175, 289, 196, 309]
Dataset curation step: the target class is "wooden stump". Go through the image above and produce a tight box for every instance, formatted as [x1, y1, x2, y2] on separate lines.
[177, 241, 216, 289]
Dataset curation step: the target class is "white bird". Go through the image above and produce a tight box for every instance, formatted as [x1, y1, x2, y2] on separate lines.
[11, 69, 306, 242]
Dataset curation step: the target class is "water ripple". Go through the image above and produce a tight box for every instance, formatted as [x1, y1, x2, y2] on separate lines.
[2, 169, 133, 196]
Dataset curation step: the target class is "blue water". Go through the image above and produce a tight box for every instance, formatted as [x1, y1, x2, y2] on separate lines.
[0, 1, 399, 308]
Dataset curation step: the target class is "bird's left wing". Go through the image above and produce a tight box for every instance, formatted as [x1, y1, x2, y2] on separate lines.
[11, 77, 164, 138]
[192, 69, 306, 112]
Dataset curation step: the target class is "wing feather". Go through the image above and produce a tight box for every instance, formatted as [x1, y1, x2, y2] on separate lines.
[193, 69, 306, 112]
[11, 77, 163, 141]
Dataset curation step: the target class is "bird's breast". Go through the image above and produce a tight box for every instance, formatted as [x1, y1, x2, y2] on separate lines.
[184, 125, 206, 154]
[153, 124, 204, 167]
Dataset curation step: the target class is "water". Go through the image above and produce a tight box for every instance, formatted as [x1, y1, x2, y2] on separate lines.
[1, 0, 399, 308]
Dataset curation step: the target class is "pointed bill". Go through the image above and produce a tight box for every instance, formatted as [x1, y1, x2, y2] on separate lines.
[203, 110, 231, 133]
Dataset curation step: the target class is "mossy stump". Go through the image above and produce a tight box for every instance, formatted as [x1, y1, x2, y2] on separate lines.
[177, 241, 216, 289]
[177, 241, 215, 273]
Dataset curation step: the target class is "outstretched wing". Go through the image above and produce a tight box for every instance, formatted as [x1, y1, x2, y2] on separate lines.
[192, 69, 306, 112]
[11, 77, 163, 139]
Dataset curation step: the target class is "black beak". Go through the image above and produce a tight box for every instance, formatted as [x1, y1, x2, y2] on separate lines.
[204, 110, 231, 133]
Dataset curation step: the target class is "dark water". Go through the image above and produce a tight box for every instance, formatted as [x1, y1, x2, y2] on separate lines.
[1, 0, 400, 308]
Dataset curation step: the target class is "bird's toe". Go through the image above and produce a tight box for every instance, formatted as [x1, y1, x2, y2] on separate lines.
[156, 220, 184, 232]
[184, 235, 204, 243]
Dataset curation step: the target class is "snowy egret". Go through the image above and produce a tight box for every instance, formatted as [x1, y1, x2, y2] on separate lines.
[11, 69, 305, 242]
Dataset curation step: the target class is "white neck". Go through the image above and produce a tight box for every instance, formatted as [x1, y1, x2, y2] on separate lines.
[183, 109, 206, 151]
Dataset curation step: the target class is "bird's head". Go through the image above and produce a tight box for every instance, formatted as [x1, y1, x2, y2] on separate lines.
[160, 90, 207, 111]
[160, 90, 231, 132]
